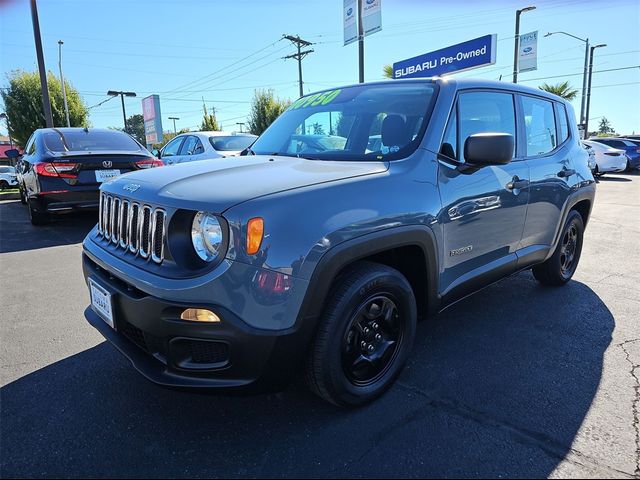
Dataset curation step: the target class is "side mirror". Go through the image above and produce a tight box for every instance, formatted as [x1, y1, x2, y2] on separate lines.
[463, 133, 514, 166]
[5, 149, 21, 159]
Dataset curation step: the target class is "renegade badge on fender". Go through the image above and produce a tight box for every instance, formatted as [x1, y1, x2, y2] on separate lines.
[82, 78, 595, 406]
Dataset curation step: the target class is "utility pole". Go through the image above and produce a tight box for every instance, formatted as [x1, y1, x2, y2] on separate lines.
[58, 40, 70, 127]
[584, 44, 607, 139]
[236, 122, 245, 133]
[30, 0, 53, 127]
[168, 117, 179, 134]
[512, 5, 536, 83]
[283, 34, 314, 97]
[357, 0, 364, 83]
[107, 90, 136, 133]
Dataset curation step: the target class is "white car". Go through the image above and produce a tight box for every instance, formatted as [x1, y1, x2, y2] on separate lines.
[582, 140, 627, 175]
[157, 131, 257, 166]
[0, 165, 18, 190]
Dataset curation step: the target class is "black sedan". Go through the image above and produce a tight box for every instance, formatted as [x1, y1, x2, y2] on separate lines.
[9, 128, 162, 225]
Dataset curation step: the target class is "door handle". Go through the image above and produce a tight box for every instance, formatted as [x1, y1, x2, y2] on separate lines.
[557, 168, 576, 178]
[506, 176, 529, 190]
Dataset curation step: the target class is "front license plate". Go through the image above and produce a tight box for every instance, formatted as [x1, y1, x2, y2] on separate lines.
[95, 169, 120, 183]
[89, 278, 114, 329]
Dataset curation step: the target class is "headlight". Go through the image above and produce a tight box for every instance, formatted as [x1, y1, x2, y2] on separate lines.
[191, 212, 223, 262]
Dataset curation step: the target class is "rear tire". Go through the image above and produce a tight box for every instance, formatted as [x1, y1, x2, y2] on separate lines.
[305, 261, 417, 407]
[19, 185, 26, 204]
[28, 198, 49, 226]
[0, 180, 8, 191]
[532, 210, 584, 286]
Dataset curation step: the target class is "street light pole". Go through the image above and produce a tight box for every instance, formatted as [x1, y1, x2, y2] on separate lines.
[168, 116, 179, 134]
[30, 0, 53, 127]
[58, 40, 71, 127]
[107, 90, 136, 133]
[512, 5, 536, 83]
[357, 0, 365, 83]
[236, 122, 245, 133]
[544, 31, 590, 132]
[584, 44, 607, 139]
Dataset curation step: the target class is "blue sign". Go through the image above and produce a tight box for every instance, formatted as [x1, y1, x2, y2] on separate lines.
[393, 34, 497, 79]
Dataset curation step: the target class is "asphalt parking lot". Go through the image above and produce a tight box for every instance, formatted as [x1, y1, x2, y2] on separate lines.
[1, 173, 638, 479]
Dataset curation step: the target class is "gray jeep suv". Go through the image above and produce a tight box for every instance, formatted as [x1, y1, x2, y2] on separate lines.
[82, 78, 595, 406]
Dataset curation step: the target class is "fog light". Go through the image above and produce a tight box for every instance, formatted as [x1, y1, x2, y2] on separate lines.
[180, 308, 221, 323]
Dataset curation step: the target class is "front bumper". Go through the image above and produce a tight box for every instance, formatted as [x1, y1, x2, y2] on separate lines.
[82, 253, 314, 391]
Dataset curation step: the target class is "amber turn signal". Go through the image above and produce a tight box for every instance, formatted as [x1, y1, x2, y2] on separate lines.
[246, 217, 264, 255]
[180, 308, 221, 323]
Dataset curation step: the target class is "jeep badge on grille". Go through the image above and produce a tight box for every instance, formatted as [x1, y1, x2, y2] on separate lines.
[123, 183, 141, 193]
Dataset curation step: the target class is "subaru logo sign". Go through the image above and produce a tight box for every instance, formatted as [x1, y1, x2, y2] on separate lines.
[123, 183, 141, 193]
[523, 47, 533, 53]
[102, 160, 113, 168]
[366, 0, 375, 4]
[347, 7, 353, 16]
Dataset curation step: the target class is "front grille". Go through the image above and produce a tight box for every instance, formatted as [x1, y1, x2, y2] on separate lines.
[98, 192, 166, 264]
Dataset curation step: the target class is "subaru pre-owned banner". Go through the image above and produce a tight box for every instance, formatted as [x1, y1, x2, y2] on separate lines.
[518, 31, 538, 73]
[393, 34, 497, 79]
[361, 0, 382, 38]
[344, 0, 357, 46]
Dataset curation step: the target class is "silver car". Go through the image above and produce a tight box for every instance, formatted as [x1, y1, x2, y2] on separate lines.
[158, 131, 257, 165]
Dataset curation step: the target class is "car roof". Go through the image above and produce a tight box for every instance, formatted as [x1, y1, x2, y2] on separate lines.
[303, 77, 569, 104]
[192, 131, 257, 137]
[36, 127, 128, 135]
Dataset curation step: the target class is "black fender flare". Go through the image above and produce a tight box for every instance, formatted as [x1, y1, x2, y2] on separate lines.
[294, 225, 440, 344]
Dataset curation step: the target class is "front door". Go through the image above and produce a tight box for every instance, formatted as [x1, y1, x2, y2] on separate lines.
[437, 90, 530, 302]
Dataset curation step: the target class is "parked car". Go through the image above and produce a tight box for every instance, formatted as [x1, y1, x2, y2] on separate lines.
[582, 140, 627, 175]
[582, 142, 597, 172]
[0, 165, 18, 190]
[13, 127, 162, 225]
[588, 137, 640, 171]
[82, 78, 595, 406]
[158, 131, 257, 165]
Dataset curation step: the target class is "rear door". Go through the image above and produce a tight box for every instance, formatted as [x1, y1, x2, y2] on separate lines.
[518, 95, 574, 261]
[437, 89, 530, 301]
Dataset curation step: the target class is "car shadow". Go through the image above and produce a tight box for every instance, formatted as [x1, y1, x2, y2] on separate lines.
[0, 273, 613, 478]
[0, 200, 97, 254]
[598, 175, 632, 182]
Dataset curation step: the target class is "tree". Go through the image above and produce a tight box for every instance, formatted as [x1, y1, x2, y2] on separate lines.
[383, 64, 394, 79]
[247, 89, 291, 136]
[1, 69, 88, 146]
[152, 128, 190, 149]
[538, 81, 578, 101]
[125, 114, 145, 144]
[312, 122, 325, 135]
[597, 117, 614, 135]
[201, 104, 220, 131]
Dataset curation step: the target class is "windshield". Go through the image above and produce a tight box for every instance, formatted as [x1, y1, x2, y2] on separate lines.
[209, 135, 256, 151]
[0, 166, 15, 174]
[43, 129, 142, 152]
[250, 82, 437, 161]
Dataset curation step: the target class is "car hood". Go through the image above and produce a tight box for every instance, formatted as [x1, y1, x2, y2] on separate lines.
[101, 155, 388, 212]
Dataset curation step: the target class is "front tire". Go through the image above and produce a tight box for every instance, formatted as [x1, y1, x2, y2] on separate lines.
[305, 261, 417, 407]
[532, 210, 584, 286]
[0, 180, 8, 191]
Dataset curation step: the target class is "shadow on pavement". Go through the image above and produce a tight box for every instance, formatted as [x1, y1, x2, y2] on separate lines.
[0, 273, 613, 478]
[0, 200, 97, 254]
[598, 175, 632, 182]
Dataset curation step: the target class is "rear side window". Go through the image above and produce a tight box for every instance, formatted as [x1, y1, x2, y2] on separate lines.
[522, 96, 557, 156]
[458, 91, 516, 162]
[557, 103, 570, 144]
[179, 136, 200, 155]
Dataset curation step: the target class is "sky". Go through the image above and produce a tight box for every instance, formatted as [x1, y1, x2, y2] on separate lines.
[1, 0, 639, 140]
